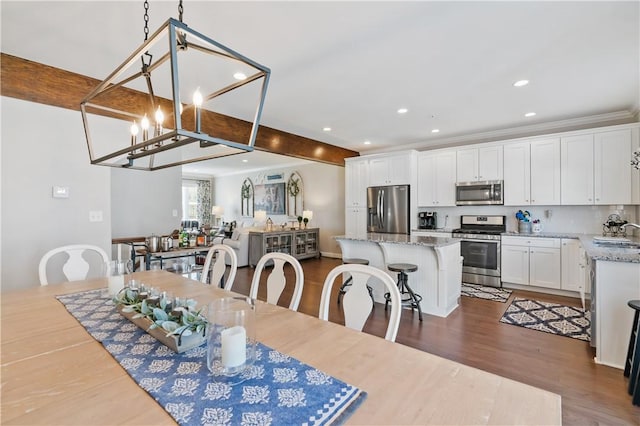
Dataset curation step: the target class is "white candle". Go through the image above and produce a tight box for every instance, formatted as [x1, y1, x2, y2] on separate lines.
[221, 325, 246, 368]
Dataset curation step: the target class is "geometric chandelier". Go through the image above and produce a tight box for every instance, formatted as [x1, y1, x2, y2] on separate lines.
[80, 2, 270, 171]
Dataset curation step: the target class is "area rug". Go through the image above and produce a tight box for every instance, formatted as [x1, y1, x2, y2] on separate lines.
[461, 283, 512, 303]
[500, 297, 591, 342]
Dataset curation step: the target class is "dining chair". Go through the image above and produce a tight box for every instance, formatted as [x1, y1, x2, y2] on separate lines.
[200, 244, 238, 290]
[38, 244, 110, 286]
[319, 263, 402, 342]
[249, 252, 304, 311]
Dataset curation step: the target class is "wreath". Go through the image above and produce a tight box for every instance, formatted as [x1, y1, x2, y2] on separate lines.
[288, 178, 300, 197]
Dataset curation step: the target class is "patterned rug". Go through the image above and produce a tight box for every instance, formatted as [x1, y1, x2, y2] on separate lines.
[461, 283, 512, 303]
[500, 298, 591, 342]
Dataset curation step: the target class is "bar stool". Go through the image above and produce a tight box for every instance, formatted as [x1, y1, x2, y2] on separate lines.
[337, 258, 374, 304]
[624, 300, 640, 406]
[385, 263, 423, 321]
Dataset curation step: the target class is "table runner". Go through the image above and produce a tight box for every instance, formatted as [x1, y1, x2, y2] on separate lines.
[57, 289, 366, 426]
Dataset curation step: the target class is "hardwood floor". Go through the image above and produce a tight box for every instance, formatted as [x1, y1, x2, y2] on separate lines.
[230, 256, 640, 425]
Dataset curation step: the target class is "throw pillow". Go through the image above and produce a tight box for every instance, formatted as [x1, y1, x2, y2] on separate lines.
[231, 228, 241, 241]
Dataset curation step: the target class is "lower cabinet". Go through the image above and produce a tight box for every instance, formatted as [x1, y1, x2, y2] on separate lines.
[501, 236, 561, 289]
[249, 228, 319, 267]
[345, 207, 367, 236]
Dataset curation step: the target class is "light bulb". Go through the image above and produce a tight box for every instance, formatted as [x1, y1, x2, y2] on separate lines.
[130, 121, 139, 136]
[141, 114, 150, 130]
[155, 107, 164, 126]
[193, 89, 203, 107]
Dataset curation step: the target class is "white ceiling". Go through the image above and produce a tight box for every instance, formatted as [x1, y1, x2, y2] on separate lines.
[2, 1, 639, 176]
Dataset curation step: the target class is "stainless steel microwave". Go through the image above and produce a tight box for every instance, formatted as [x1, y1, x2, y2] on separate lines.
[455, 180, 503, 205]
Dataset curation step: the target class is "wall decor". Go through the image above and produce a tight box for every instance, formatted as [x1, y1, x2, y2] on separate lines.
[241, 178, 254, 217]
[287, 171, 304, 217]
[254, 182, 286, 215]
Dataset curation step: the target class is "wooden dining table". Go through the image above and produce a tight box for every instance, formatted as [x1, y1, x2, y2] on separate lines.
[1, 270, 562, 425]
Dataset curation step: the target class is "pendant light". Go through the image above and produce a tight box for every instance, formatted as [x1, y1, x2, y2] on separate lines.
[80, 0, 271, 171]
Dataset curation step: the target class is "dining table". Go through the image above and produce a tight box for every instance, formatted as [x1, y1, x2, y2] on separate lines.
[1, 270, 562, 425]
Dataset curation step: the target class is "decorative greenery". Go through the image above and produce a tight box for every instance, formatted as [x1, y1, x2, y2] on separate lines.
[288, 178, 300, 197]
[114, 288, 208, 338]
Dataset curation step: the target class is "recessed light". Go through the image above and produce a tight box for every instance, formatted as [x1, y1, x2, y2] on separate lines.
[363, 140, 371, 145]
[524, 112, 536, 117]
[242, 159, 248, 163]
[431, 129, 440, 133]
[513, 80, 529, 87]
[322, 127, 332, 132]
[397, 108, 408, 114]
[233, 72, 247, 80]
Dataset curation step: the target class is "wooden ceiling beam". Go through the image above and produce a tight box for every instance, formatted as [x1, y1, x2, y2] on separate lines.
[0, 53, 359, 166]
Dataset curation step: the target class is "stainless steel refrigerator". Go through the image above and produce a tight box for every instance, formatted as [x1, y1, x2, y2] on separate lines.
[367, 185, 410, 234]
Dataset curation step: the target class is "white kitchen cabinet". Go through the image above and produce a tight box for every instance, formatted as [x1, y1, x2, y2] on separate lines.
[594, 129, 632, 205]
[345, 207, 367, 237]
[456, 145, 503, 183]
[530, 138, 561, 205]
[504, 138, 560, 206]
[561, 129, 632, 205]
[501, 236, 561, 289]
[369, 153, 413, 186]
[501, 244, 529, 285]
[345, 158, 369, 207]
[503, 142, 530, 205]
[417, 151, 456, 207]
[561, 239, 583, 292]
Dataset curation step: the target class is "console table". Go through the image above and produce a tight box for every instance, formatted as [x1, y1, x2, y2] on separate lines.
[249, 228, 319, 267]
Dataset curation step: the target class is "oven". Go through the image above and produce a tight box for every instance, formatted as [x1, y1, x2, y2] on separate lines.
[452, 215, 506, 288]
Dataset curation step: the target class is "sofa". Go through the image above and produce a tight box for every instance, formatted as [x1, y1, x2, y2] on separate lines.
[213, 222, 262, 267]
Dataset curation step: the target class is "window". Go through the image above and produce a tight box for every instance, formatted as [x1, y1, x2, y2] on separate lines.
[181, 179, 212, 225]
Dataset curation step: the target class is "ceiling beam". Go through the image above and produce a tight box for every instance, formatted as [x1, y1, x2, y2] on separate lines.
[0, 53, 359, 166]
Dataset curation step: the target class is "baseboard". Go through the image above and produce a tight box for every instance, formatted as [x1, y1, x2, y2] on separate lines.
[502, 282, 591, 300]
[320, 251, 341, 259]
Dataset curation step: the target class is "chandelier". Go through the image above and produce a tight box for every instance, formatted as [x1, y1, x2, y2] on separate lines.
[80, 1, 270, 171]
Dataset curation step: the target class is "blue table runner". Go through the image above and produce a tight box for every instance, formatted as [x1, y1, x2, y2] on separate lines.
[57, 289, 366, 426]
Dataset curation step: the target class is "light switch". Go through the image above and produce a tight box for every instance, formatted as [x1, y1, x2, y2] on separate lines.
[89, 210, 103, 222]
[52, 186, 69, 198]
[172, 209, 178, 217]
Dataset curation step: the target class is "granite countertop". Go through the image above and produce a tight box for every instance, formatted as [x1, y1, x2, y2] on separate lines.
[411, 228, 454, 234]
[335, 233, 460, 248]
[502, 231, 640, 263]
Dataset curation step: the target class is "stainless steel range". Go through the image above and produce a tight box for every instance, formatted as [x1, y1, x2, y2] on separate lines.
[452, 215, 506, 288]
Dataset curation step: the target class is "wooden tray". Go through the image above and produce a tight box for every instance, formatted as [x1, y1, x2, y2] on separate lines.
[117, 305, 206, 353]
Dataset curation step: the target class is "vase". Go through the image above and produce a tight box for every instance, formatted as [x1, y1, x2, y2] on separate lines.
[206, 297, 256, 376]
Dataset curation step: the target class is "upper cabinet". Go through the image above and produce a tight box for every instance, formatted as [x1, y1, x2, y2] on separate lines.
[456, 146, 503, 183]
[561, 129, 632, 205]
[369, 152, 415, 186]
[345, 158, 369, 207]
[504, 138, 560, 206]
[417, 150, 456, 207]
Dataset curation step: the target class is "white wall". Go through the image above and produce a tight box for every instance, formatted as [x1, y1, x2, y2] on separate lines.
[213, 162, 345, 256]
[111, 167, 182, 238]
[1, 97, 112, 290]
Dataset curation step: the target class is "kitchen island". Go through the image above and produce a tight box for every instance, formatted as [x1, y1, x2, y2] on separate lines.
[335, 233, 462, 317]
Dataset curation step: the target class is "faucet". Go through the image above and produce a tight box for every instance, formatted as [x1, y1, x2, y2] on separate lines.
[621, 223, 640, 231]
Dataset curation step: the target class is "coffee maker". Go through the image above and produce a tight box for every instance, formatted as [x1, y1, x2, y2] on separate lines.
[418, 212, 437, 229]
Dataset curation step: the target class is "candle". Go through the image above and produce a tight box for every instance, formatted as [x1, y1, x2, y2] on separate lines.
[221, 325, 246, 368]
[193, 88, 203, 133]
[130, 121, 139, 147]
[154, 106, 164, 145]
[108, 275, 125, 297]
[141, 114, 150, 141]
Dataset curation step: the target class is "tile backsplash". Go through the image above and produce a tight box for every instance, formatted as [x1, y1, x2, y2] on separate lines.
[419, 205, 639, 236]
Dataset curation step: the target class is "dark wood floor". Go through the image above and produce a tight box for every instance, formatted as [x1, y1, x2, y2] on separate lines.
[229, 256, 640, 425]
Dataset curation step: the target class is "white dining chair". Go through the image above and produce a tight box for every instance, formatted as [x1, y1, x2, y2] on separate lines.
[200, 244, 238, 290]
[38, 244, 110, 286]
[319, 263, 402, 342]
[249, 252, 304, 311]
